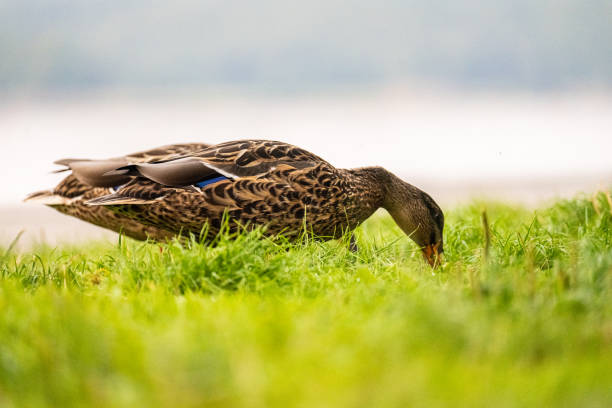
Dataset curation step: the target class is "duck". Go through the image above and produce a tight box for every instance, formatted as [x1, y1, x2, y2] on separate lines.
[26, 140, 444, 267]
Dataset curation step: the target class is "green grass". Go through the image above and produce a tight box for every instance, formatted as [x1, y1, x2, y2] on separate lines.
[1, 193, 611, 407]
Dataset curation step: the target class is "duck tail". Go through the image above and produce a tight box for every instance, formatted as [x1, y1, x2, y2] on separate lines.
[23, 190, 74, 205]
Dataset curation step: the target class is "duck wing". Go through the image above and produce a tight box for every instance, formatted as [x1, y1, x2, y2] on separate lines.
[84, 178, 174, 205]
[53, 143, 210, 188]
[196, 139, 330, 177]
[109, 140, 330, 188]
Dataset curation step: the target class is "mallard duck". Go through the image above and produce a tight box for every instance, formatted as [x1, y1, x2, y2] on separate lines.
[26, 140, 444, 266]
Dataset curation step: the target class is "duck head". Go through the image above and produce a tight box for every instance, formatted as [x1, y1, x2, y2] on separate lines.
[379, 169, 445, 267]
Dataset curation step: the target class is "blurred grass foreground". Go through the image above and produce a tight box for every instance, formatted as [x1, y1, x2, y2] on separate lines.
[0, 193, 611, 407]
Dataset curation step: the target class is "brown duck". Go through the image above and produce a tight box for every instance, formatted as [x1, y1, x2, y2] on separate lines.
[26, 140, 444, 266]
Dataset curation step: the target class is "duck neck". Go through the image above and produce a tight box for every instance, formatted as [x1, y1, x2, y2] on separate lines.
[347, 166, 425, 211]
[345, 166, 389, 210]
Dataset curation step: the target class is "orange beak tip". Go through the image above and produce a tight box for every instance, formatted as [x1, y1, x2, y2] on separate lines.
[422, 243, 444, 269]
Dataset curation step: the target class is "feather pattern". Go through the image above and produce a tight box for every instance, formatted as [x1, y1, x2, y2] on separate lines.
[26, 139, 445, 266]
[54, 143, 210, 188]
[25, 143, 210, 241]
[78, 140, 378, 239]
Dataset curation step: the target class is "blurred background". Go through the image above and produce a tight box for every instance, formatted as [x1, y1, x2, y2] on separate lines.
[2, 0, 612, 245]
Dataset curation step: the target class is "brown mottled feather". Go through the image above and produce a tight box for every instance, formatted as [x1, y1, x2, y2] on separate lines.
[86, 140, 384, 240]
[55, 143, 210, 188]
[114, 140, 328, 187]
[44, 175, 176, 241]
[25, 143, 210, 241]
[26, 140, 445, 268]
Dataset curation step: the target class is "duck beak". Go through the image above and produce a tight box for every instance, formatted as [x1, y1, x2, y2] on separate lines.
[422, 243, 443, 268]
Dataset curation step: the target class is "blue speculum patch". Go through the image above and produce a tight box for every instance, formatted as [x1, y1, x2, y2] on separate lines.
[195, 176, 228, 188]
[111, 184, 126, 193]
